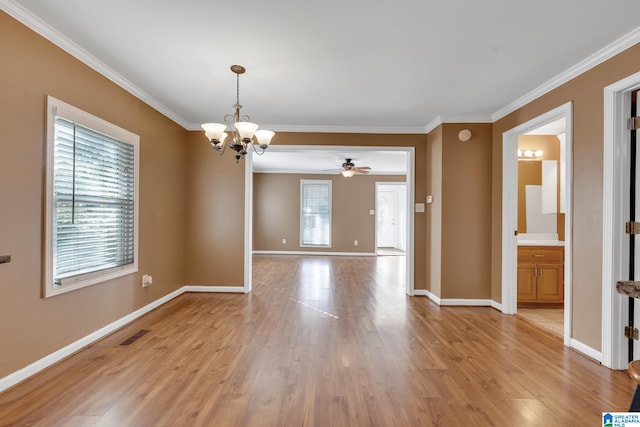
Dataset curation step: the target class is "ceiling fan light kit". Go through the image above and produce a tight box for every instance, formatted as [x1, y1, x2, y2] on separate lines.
[340, 158, 371, 178]
[201, 65, 275, 163]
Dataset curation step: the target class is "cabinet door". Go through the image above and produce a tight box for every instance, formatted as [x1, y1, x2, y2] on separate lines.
[517, 264, 537, 302]
[536, 263, 563, 302]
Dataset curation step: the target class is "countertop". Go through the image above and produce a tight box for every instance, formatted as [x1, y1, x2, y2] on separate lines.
[517, 233, 564, 247]
[517, 240, 565, 247]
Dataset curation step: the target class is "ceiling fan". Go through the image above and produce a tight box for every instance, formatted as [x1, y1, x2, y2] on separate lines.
[339, 158, 371, 178]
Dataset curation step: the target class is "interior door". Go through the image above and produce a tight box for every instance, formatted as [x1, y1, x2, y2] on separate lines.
[631, 89, 640, 360]
[377, 189, 397, 248]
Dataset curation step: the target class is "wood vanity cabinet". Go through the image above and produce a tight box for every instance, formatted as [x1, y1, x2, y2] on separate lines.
[517, 246, 564, 307]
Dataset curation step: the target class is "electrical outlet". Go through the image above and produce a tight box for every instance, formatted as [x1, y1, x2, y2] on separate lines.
[354, 240, 359, 246]
[282, 238, 287, 244]
[142, 274, 152, 288]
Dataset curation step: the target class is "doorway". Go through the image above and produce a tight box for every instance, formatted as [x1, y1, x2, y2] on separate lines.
[501, 102, 573, 348]
[603, 72, 640, 369]
[247, 145, 416, 296]
[376, 183, 407, 255]
[515, 125, 566, 336]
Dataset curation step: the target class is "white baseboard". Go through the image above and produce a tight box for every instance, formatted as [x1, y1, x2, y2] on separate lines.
[439, 298, 497, 307]
[414, 291, 502, 310]
[0, 283, 253, 392]
[0, 287, 186, 393]
[184, 285, 246, 293]
[570, 338, 603, 363]
[253, 250, 376, 257]
[490, 300, 503, 311]
[418, 290, 442, 305]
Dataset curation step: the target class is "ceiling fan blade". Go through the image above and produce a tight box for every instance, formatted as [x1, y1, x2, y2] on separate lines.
[354, 168, 370, 175]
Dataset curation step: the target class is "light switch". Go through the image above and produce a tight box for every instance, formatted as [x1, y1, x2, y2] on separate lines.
[415, 203, 425, 213]
[426, 195, 433, 204]
[369, 210, 375, 215]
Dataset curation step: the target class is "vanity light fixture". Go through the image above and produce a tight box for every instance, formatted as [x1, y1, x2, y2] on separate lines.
[518, 149, 544, 159]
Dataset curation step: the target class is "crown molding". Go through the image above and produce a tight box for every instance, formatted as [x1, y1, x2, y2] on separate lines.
[4, 0, 640, 134]
[424, 116, 443, 133]
[186, 123, 429, 134]
[0, 0, 191, 129]
[439, 114, 494, 124]
[423, 115, 493, 134]
[492, 26, 640, 122]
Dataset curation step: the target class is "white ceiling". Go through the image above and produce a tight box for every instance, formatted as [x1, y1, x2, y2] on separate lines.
[3, 0, 639, 174]
[4, 0, 640, 134]
[525, 118, 566, 136]
[252, 148, 408, 175]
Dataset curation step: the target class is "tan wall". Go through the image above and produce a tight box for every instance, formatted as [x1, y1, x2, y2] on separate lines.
[184, 132, 246, 287]
[0, 12, 187, 377]
[253, 173, 405, 253]
[441, 124, 493, 299]
[492, 42, 640, 351]
[517, 135, 564, 240]
[427, 126, 443, 297]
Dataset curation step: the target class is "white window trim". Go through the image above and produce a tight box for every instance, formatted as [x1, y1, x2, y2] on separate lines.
[300, 179, 332, 248]
[44, 96, 139, 298]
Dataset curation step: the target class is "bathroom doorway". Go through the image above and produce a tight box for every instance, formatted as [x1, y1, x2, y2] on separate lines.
[501, 102, 573, 347]
[516, 125, 566, 337]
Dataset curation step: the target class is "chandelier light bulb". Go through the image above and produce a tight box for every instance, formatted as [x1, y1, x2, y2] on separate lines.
[218, 131, 228, 144]
[255, 130, 275, 146]
[201, 123, 226, 141]
[234, 122, 259, 140]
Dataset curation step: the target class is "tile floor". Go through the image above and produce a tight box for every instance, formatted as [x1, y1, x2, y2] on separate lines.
[517, 308, 564, 337]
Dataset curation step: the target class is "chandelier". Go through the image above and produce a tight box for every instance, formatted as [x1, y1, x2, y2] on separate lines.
[201, 65, 275, 162]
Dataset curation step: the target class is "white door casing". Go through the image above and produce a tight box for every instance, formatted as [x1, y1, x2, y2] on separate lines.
[501, 102, 573, 349]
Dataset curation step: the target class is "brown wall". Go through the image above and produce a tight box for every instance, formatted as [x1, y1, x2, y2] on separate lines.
[492, 42, 640, 351]
[253, 173, 405, 253]
[440, 124, 493, 299]
[184, 132, 246, 287]
[0, 12, 187, 377]
[427, 126, 443, 297]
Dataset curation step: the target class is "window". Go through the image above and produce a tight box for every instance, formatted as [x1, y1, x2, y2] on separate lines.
[300, 180, 331, 247]
[44, 96, 139, 297]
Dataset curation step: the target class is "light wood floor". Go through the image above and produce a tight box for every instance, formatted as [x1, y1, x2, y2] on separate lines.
[0, 255, 635, 426]
[518, 308, 564, 337]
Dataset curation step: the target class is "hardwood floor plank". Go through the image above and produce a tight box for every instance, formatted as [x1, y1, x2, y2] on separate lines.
[0, 254, 635, 426]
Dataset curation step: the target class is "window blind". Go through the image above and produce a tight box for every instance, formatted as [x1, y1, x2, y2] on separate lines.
[301, 181, 331, 246]
[53, 117, 135, 283]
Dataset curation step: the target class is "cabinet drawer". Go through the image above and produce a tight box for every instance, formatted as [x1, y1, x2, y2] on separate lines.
[518, 246, 563, 264]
